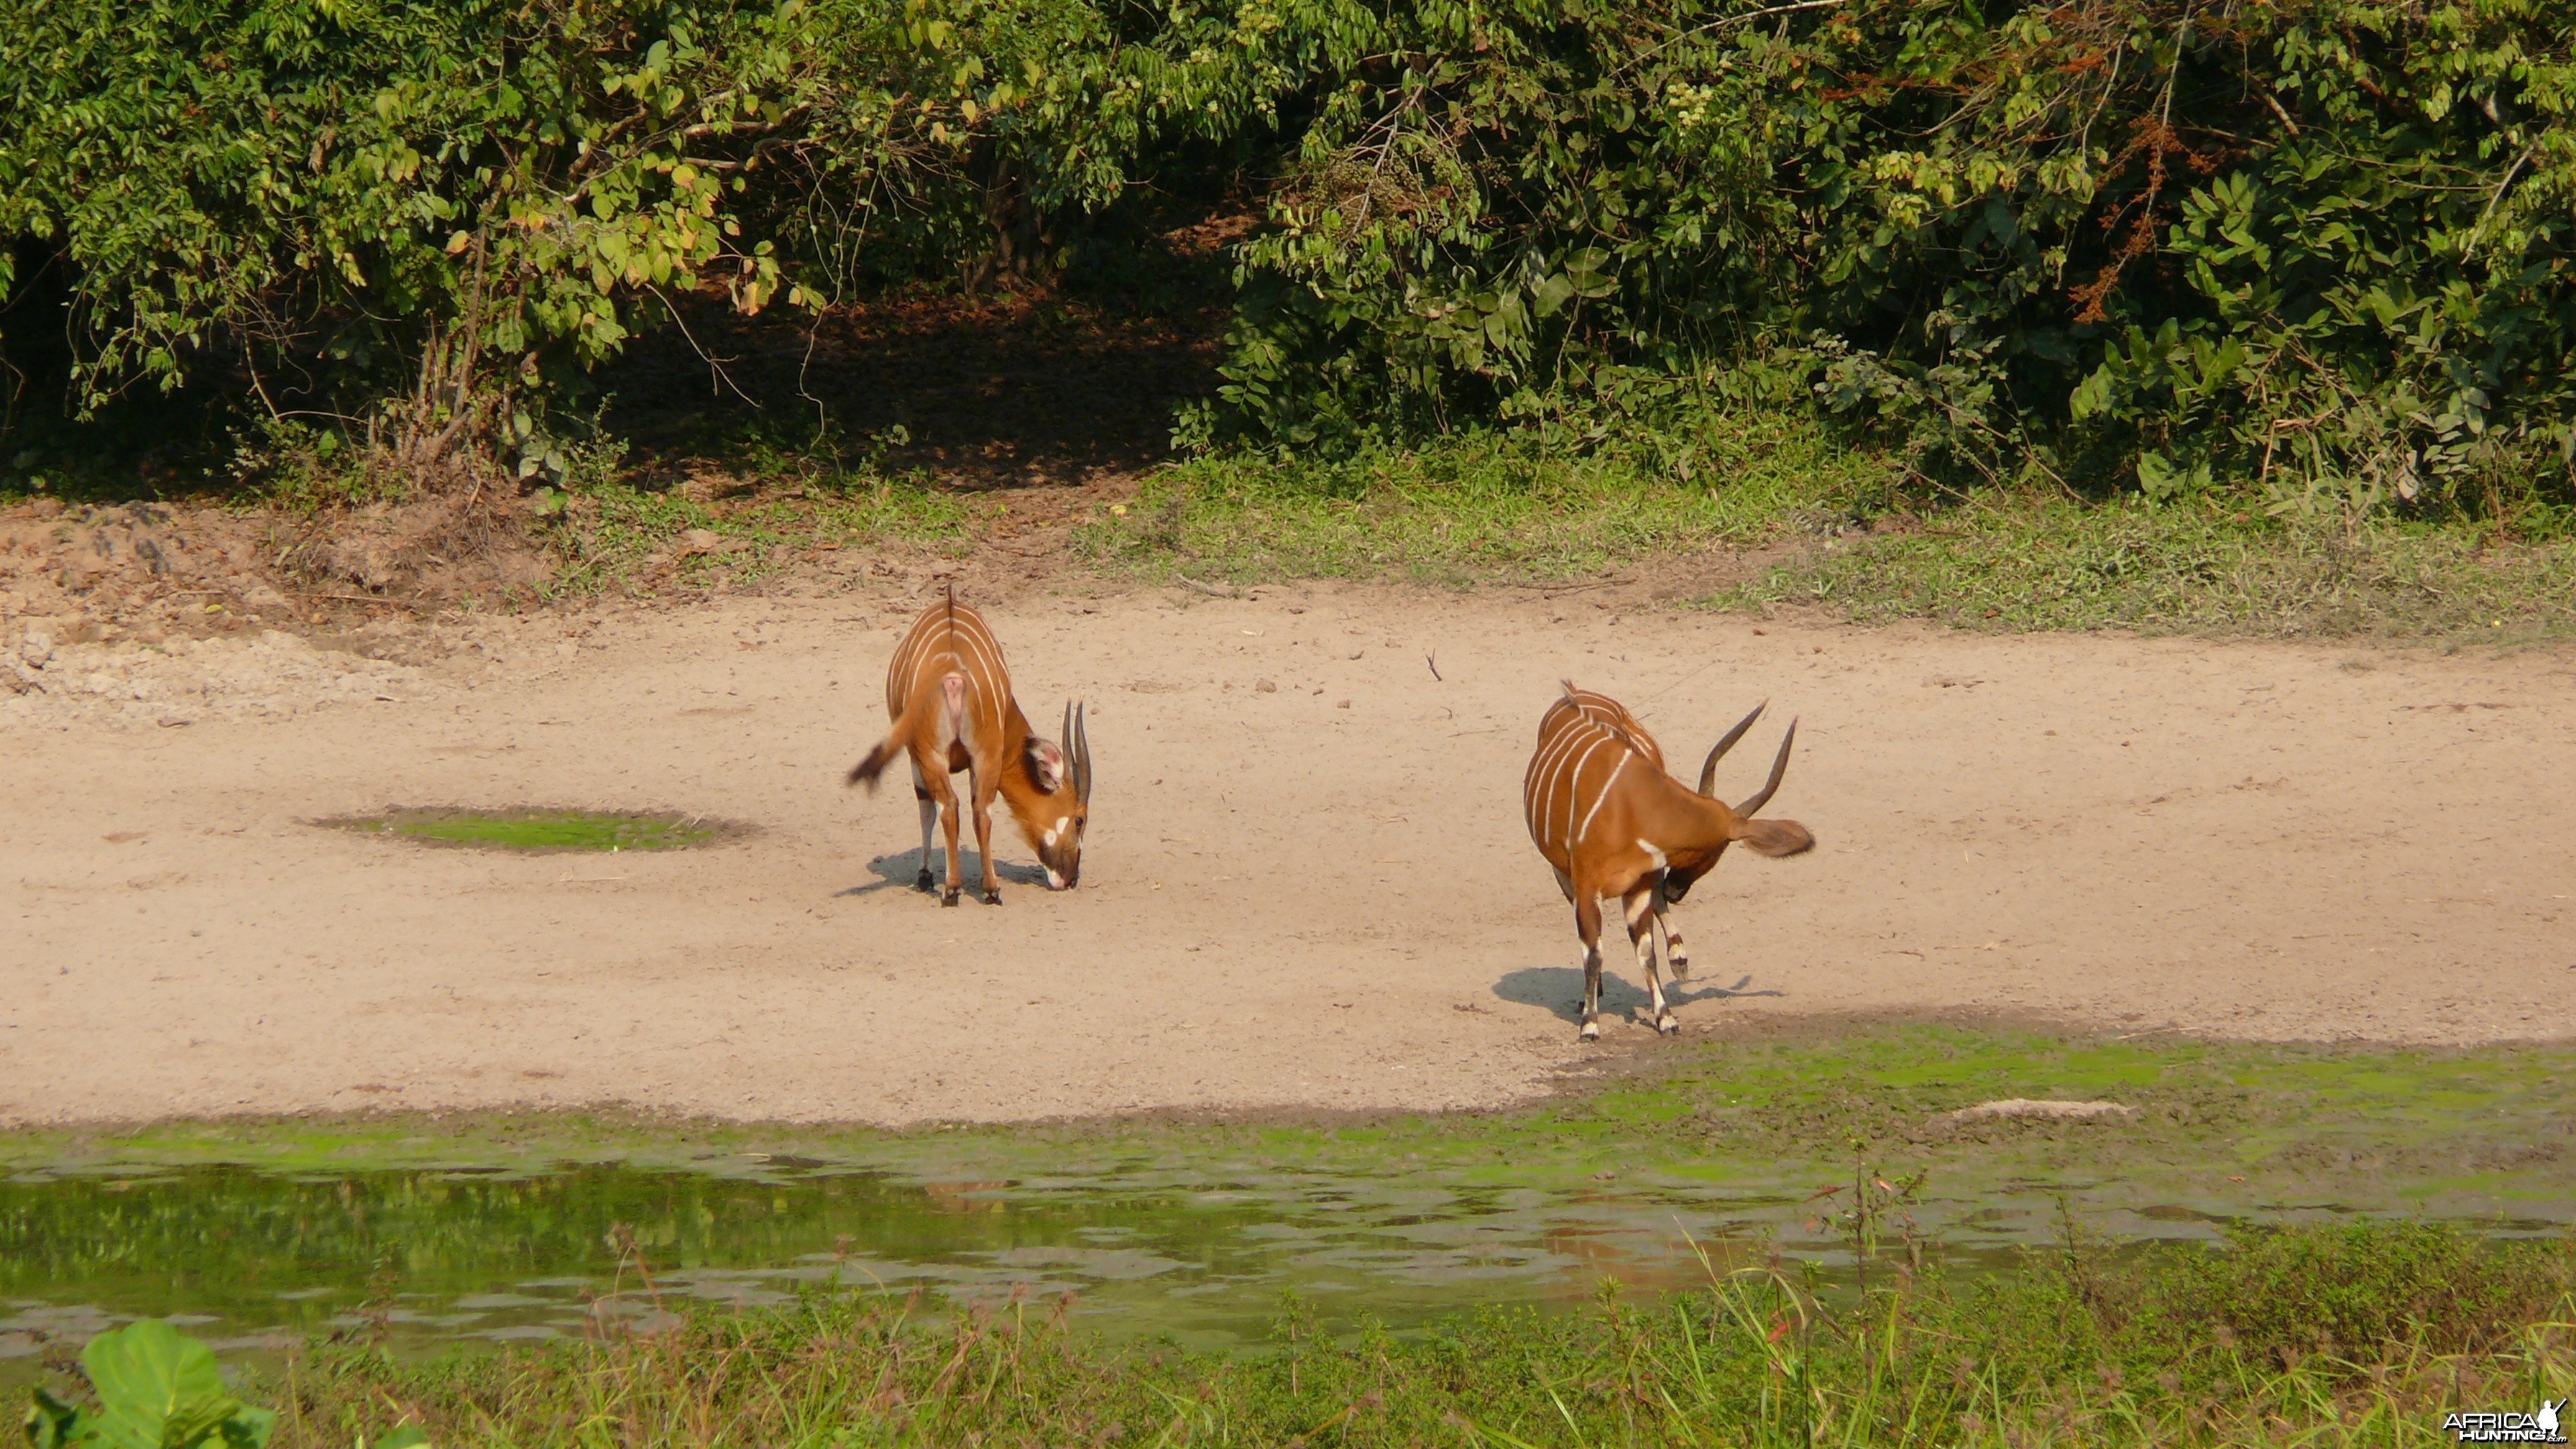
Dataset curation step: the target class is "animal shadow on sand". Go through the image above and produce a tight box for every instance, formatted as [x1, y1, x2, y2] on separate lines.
[838, 852, 1051, 897]
[1494, 967, 1781, 1026]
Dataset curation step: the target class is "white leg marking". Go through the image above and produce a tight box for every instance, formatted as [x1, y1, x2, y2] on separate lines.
[1578, 944, 1601, 1041]
[1629, 894, 1675, 1031]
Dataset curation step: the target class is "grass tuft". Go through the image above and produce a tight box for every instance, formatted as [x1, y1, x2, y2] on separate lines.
[539, 468, 970, 600]
[254, 1220, 2575, 1447]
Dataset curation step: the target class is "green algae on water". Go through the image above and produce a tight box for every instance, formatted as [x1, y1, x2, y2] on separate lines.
[317, 808, 740, 852]
[6, 1027, 2575, 1386]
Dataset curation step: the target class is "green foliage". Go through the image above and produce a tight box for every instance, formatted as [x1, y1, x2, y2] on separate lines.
[4, 0, 794, 454]
[23, 1321, 274, 1449]
[6, 0, 2567, 512]
[12, 1219, 2567, 1448]
[2144, 1219, 2554, 1371]
[0, 0, 1243, 467]
[1210, 0, 2576, 512]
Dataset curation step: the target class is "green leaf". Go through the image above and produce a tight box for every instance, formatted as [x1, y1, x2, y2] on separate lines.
[218, 1408, 274, 1449]
[2067, 365, 2115, 423]
[2135, 451, 2181, 500]
[80, 1321, 253, 1449]
[1561, 247, 1616, 298]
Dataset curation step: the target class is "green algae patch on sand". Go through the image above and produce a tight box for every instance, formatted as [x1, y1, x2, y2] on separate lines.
[316, 808, 741, 852]
[10, 1025, 2570, 1225]
[1569, 1026, 2576, 1203]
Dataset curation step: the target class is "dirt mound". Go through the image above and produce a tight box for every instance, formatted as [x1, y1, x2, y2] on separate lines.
[1944, 1099, 2136, 1123]
[281, 491, 556, 604]
[0, 500, 306, 663]
[3, 623, 434, 730]
[0, 494, 524, 680]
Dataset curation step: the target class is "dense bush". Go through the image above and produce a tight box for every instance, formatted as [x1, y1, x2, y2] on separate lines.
[1208, 0, 2576, 518]
[4, 0, 2572, 512]
[0, 0, 1244, 474]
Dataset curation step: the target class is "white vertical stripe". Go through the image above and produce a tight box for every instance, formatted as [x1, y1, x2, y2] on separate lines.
[1558, 735, 1612, 846]
[1573, 753, 1626, 844]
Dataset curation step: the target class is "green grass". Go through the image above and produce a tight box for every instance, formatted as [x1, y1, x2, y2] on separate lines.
[1069, 410, 2576, 643]
[1723, 492, 2576, 643]
[221, 1220, 2575, 1447]
[538, 468, 970, 600]
[21, 390, 2570, 644]
[319, 809, 735, 852]
[1072, 413, 1882, 586]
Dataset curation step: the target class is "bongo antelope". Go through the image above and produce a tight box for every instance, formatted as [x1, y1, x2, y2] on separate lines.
[846, 589, 1091, 904]
[1524, 681, 1812, 1040]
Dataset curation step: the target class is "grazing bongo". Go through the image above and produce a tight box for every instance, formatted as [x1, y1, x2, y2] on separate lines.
[1523, 681, 1812, 1040]
[846, 589, 1091, 904]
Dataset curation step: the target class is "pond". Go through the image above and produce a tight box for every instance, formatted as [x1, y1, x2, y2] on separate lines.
[9, 1143, 2564, 1384]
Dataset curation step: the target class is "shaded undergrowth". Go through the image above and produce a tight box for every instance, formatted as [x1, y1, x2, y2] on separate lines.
[247, 1220, 2576, 1448]
[1071, 413, 2576, 643]
[10, 293, 2571, 645]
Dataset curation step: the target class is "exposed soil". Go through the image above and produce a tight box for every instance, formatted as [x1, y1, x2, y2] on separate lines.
[5, 574, 2572, 1128]
[0, 493, 562, 661]
[0, 285, 1223, 638]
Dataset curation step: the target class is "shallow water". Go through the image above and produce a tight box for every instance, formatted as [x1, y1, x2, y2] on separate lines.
[10, 1146, 2567, 1381]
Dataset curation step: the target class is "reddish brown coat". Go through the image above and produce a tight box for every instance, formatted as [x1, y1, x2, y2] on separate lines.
[847, 591, 1090, 903]
[1523, 682, 1811, 1039]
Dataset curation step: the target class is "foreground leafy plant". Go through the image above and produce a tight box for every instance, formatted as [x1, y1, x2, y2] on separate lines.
[24, 1321, 274, 1449]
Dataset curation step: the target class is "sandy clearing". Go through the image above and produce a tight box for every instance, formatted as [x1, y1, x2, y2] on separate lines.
[4, 584, 2573, 1127]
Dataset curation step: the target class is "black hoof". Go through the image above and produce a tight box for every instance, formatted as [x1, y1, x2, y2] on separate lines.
[982, 889, 1003, 906]
[914, 869, 936, 893]
[940, 888, 961, 908]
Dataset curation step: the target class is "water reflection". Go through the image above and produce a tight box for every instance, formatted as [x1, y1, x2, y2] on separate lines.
[4, 1152, 2566, 1380]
